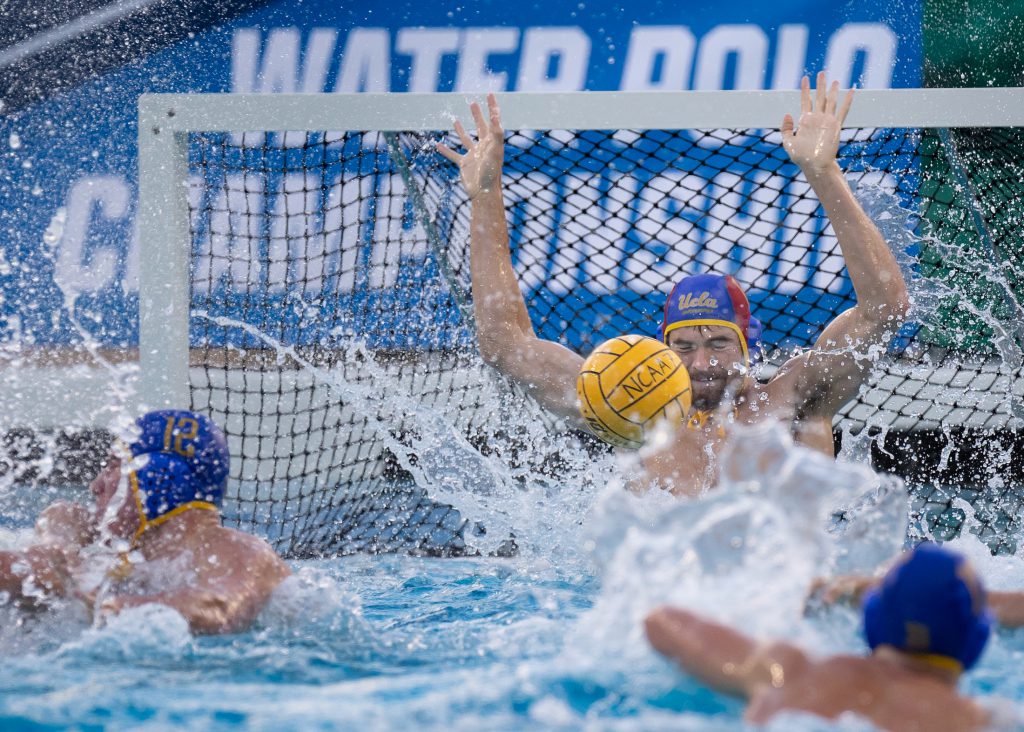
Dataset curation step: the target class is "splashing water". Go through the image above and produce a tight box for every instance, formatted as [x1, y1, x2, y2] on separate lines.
[45, 205, 137, 434]
[2, 411, 1024, 729]
[198, 311, 611, 557]
[579, 421, 905, 653]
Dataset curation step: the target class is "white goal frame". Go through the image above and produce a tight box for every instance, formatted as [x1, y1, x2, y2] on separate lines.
[136, 86, 1024, 411]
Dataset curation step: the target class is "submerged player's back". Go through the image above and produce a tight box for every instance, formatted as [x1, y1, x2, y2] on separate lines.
[746, 651, 989, 731]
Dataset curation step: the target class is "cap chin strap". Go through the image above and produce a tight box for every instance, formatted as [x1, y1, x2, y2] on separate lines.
[688, 409, 734, 436]
[127, 468, 219, 545]
[906, 652, 964, 675]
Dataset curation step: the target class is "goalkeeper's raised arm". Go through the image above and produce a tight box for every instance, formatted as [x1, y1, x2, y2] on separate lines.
[766, 72, 911, 426]
[437, 94, 587, 429]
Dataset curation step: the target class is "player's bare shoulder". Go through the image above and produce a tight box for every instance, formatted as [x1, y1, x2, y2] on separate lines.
[860, 658, 990, 732]
[735, 376, 793, 424]
[747, 655, 880, 725]
[736, 362, 837, 455]
[763, 655, 988, 732]
[215, 525, 290, 577]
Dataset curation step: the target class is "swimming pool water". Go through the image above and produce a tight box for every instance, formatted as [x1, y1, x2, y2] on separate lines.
[0, 552, 744, 731]
[2, 423, 1024, 731]
[1, 547, 1020, 732]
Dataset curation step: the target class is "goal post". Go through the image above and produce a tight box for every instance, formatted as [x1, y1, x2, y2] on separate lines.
[137, 110, 191, 411]
[136, 87, 1024, 557]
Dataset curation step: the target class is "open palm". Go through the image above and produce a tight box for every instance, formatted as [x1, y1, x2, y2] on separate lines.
[437, 93, 505, 200]
[781, 72, 854, 172]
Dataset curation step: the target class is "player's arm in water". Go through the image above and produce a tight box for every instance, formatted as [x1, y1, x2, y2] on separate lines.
[98, 530, 291, 635]
[644, 606, 809, 698]
[0, 545, 73, 609]
[810, 570, 1024, 628]
[0, 500, 97, 609]
[34, 500, 97, 548]
[769, 72, 910, 420]
[437, 95, 588, 429]
[987, 591, 1024, 627]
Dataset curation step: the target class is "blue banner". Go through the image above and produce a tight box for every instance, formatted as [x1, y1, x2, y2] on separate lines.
[0, 0, 923, 350]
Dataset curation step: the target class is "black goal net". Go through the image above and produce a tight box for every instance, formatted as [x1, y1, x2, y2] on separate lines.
[184, 121, 1024, 557]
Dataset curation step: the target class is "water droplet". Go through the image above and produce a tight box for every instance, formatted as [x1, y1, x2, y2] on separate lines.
[43, 208, 67, 247]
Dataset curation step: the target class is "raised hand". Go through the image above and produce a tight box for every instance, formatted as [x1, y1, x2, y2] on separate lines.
[781, 71, 854, 174]
[437, 92, 505, 200]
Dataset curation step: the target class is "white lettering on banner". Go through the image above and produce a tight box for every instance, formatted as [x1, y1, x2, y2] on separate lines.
[261, 173, 374, 294]
[776, 179, 820, 294]
[825, 23, 897, 88]
[699, 170, 781, 285]
[231, 28, 338, 145]
[811, 234, 847, 292]
[191, 173, 435, 295]
[114, 165, 859, 303]
[504, 172, 557, 292]
[620, 26, 696, 91]
[230, 23, 898, 93]
[694, 24, 769, 90]
[370, 174, 429, 289]
[231, 27, 337, 93]
[499, 169, 854, 297]
[194, 173, 265, 293]
[396, 28, 460, 93]
[333, 176, 373, 295]
[335, 28, 390, 92]
[454, 27, 520, 92]
[736, 171, 785, 287]
[268, 171, 323, 292]
[230, 28, 260, 91]
[628, 171, 704, 292]
[548, 174, 638, 295]
[516, 27, 590, 92]
[771, 25, 809, 89]
[55, 175, 130, 295]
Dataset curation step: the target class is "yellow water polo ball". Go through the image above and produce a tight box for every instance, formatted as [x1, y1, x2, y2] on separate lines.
[576, 334, 692, 449]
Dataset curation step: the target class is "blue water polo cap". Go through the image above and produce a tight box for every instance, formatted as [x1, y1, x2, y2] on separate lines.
[661, 273, 762, 366]
[125, 409, 230, 534]
[862, 543, 992, 672]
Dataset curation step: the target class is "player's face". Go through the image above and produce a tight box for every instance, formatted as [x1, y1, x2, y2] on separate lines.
[667, 325, 746, 410]
[89, 455, 140, 539]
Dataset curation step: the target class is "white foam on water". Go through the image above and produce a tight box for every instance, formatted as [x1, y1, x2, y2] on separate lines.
[510, 421, 910, 712]
[57, 603, 194, 662]
[257, 563, 378, 644]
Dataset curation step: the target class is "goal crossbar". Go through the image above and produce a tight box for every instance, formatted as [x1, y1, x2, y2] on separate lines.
[139, 88, 1024, 134]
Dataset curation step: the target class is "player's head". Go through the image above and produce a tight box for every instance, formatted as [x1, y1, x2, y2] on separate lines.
[863, 543, 992, 674]
[661, 274, 762, 410]
[93, 410, 230, 540]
